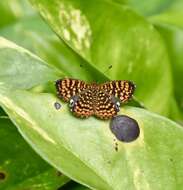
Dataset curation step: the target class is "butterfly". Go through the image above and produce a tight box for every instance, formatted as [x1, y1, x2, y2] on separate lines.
[55, 78, 135, 119]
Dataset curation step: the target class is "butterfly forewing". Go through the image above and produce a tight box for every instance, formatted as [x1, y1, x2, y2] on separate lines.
[56, 78, 88, 101]
[100, 80, 135, 103]
[70, 89, 94, 118]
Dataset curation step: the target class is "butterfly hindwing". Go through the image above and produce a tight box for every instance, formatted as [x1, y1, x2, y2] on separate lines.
[69, 89, 94, 118]
[100, 80, 135, 103]
[94, 90, 120, 119]
[55, 78, 88, 102]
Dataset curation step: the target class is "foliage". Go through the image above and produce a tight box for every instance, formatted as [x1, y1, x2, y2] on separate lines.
[0, 0, 183, 189]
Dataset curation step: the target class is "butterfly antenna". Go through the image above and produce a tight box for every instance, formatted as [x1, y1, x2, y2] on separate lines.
[95, 65, 113, 84]
[103, 65, 113, 75]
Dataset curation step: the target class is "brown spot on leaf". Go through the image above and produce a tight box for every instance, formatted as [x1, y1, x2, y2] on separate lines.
[0, 171, 6, 181]
[56, 171, 62, 177]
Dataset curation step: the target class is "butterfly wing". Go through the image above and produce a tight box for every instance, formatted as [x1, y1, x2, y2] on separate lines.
[69, 89, 94, 118]
[100, 80, 135, 103]
[94, 90, 120, 119]
[56, 78, 88, 102]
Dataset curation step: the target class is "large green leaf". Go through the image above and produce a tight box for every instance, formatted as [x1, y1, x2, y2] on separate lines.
[149, 0, 183, 29]
[118, 0, 171, 16]
[168, 98, 183, 125]
[118, 0, 183, 28]
[0, 88, 183, 190]
[154, 24, 183, 123]
[30, 0, 172, 116]
[156, 25, 183, 107]
[124, 0, 183, 122]
[0, 37, 62, 90]
[0, 30, 182, 190]
[0, 0, 35, 28]
[0, 17, 107, 82]
[0, 118, 69, 190]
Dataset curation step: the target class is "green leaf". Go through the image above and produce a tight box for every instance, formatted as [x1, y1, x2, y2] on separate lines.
[30, 0, 172, 116]
[0, 0, 35, 28]
[154, 24, 183, 122]
[0, 2, 182, 190]
[0, 106, 7, 117]
[155, 25, 183, 105]
[121, 0, 183, 29]
[149, 0, 183, 29]
[168, 98, 183, 125]
[0, 21, 182, 190]
[123, 0, 171, 16]
[0, 88, 183, 190]
[120, 0, 183, 28]
[0, 16, 107, 82]
[110, 0, 127, 6]
[125, 0, 183, 29]
[0, 37, 62, 90]
[59, 181, 91, 190]
[0, 118, 69, 190]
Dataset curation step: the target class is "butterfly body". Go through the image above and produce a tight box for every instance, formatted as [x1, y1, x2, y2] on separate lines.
[56, 78, 135, 119]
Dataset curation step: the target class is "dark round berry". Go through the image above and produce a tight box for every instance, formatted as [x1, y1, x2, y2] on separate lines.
[54, 102, 62, 110]
[110, 115, 140, 142]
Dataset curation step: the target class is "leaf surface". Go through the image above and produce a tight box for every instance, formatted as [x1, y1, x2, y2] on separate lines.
[0, 87, 183, 190]
[0, 118, 69, 190]
[30, 0, 172, 116]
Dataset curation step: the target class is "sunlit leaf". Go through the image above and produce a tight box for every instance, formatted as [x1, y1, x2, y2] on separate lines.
[0, 0, 35, 28]
[0, 17, 107, 82]
[30, 0, 172, 116]
[0, 37, 62, 90]
[0, 2, 182, 190]
[0, 88, 183, 190]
